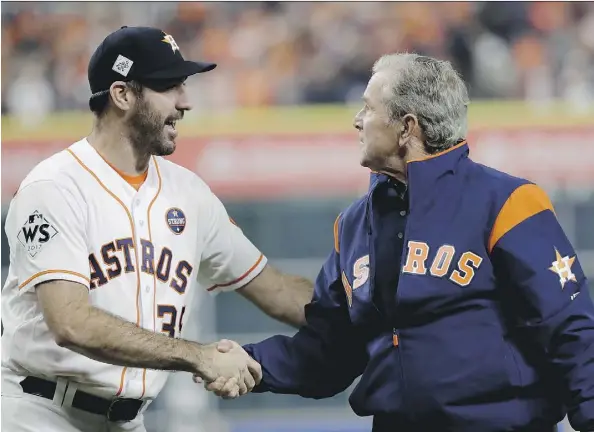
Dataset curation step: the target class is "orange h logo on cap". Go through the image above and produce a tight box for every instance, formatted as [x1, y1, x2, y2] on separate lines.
[162, 33, 179, 53]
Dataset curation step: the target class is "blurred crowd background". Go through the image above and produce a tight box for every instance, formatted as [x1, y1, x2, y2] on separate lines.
[2, 1, 594, 120]
[2, 2, 593, 432]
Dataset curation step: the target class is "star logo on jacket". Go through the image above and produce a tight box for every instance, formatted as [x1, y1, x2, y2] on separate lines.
[162, 33, 179, 53]
[548, 248, 577, 289]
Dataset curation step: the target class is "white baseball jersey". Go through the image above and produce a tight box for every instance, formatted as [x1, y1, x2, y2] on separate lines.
[1, 138, 267, 400]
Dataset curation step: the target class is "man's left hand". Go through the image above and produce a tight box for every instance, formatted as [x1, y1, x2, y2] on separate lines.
[194, 339, 259, 399]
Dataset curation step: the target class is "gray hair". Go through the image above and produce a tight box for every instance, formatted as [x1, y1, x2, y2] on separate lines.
[372, 53, 469, 153]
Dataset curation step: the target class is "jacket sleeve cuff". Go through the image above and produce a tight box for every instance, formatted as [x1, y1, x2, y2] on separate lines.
[243, 343, 271, 393]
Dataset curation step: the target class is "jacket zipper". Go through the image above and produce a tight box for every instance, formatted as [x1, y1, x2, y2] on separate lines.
[392, 328, 400, 347]
[366, 192, 382, 318]
[395, 177, 411, 424]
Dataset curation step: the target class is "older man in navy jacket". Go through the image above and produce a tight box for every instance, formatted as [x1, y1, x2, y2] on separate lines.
[205, 54, 594, 432]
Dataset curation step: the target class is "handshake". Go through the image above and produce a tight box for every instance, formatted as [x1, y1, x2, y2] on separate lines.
[192, 339, 261, 399]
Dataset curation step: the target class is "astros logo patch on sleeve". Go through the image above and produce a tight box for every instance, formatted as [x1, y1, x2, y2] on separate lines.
[166, 208, 186, 234]
[17, 210, 59, 257]
[549, 247, 577, 289]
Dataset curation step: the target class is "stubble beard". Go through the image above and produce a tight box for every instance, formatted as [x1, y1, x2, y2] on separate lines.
[127, 99, 175, 172]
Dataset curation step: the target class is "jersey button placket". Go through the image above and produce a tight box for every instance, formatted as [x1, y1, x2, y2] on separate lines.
[132, 194, 153, 394]
[143, 286, 153, 333]
[131, 198, 149, 333]
[136, 194, 156, 334]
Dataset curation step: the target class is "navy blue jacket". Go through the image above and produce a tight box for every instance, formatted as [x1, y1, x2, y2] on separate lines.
[244, 142, 594, 432]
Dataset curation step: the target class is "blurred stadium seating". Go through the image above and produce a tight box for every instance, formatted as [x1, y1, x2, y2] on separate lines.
[2, 2, 593, 432]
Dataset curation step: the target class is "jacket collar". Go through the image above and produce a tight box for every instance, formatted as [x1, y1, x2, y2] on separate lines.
[407, 140, 468, 190]
[368, 140, 469, 206]
[368, 172, 407, 198]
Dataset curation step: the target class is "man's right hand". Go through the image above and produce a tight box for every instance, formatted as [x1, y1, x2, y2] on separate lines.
[193, 340, 262, 399]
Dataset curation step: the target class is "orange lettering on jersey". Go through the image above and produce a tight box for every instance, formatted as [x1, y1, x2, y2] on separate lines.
[352, 255, 370, 290]
[402, 241, 429, 275]
[430, 245, 455, 277]
[450, 251, 483, 287]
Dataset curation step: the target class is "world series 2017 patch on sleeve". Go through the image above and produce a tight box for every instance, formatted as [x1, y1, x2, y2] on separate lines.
[17, 210, 59, 258]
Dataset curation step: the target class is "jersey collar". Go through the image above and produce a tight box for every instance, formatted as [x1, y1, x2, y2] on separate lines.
[68, 139, 162, 204]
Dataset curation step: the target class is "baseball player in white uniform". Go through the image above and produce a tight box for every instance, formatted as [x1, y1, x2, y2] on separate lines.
[1, 26, 314, 432]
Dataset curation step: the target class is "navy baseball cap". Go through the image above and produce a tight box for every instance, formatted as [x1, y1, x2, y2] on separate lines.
[88, 26, 216, 97]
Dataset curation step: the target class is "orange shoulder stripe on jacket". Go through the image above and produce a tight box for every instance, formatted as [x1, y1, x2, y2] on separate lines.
[333, 214, 341, 253]
[341, 271, 353, 307]
[488, 184, 555, 253]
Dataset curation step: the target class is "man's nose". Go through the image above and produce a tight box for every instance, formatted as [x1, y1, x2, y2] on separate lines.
[353, 111, 363, 130]
[176, 86, 193, 111]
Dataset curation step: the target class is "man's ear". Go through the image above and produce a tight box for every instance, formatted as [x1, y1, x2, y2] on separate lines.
[401, 114, 419, 139]
[109, 81, 134, 112]
[397, 113, 420, 148]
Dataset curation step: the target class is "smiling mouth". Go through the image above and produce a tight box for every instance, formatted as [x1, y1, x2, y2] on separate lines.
[165, 119, 177, 129]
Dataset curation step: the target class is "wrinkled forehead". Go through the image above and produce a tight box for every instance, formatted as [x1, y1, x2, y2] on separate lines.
[364, 72, 394, 106]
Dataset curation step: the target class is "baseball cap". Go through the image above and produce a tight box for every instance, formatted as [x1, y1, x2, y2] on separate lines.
[88, 26, 216, 99]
